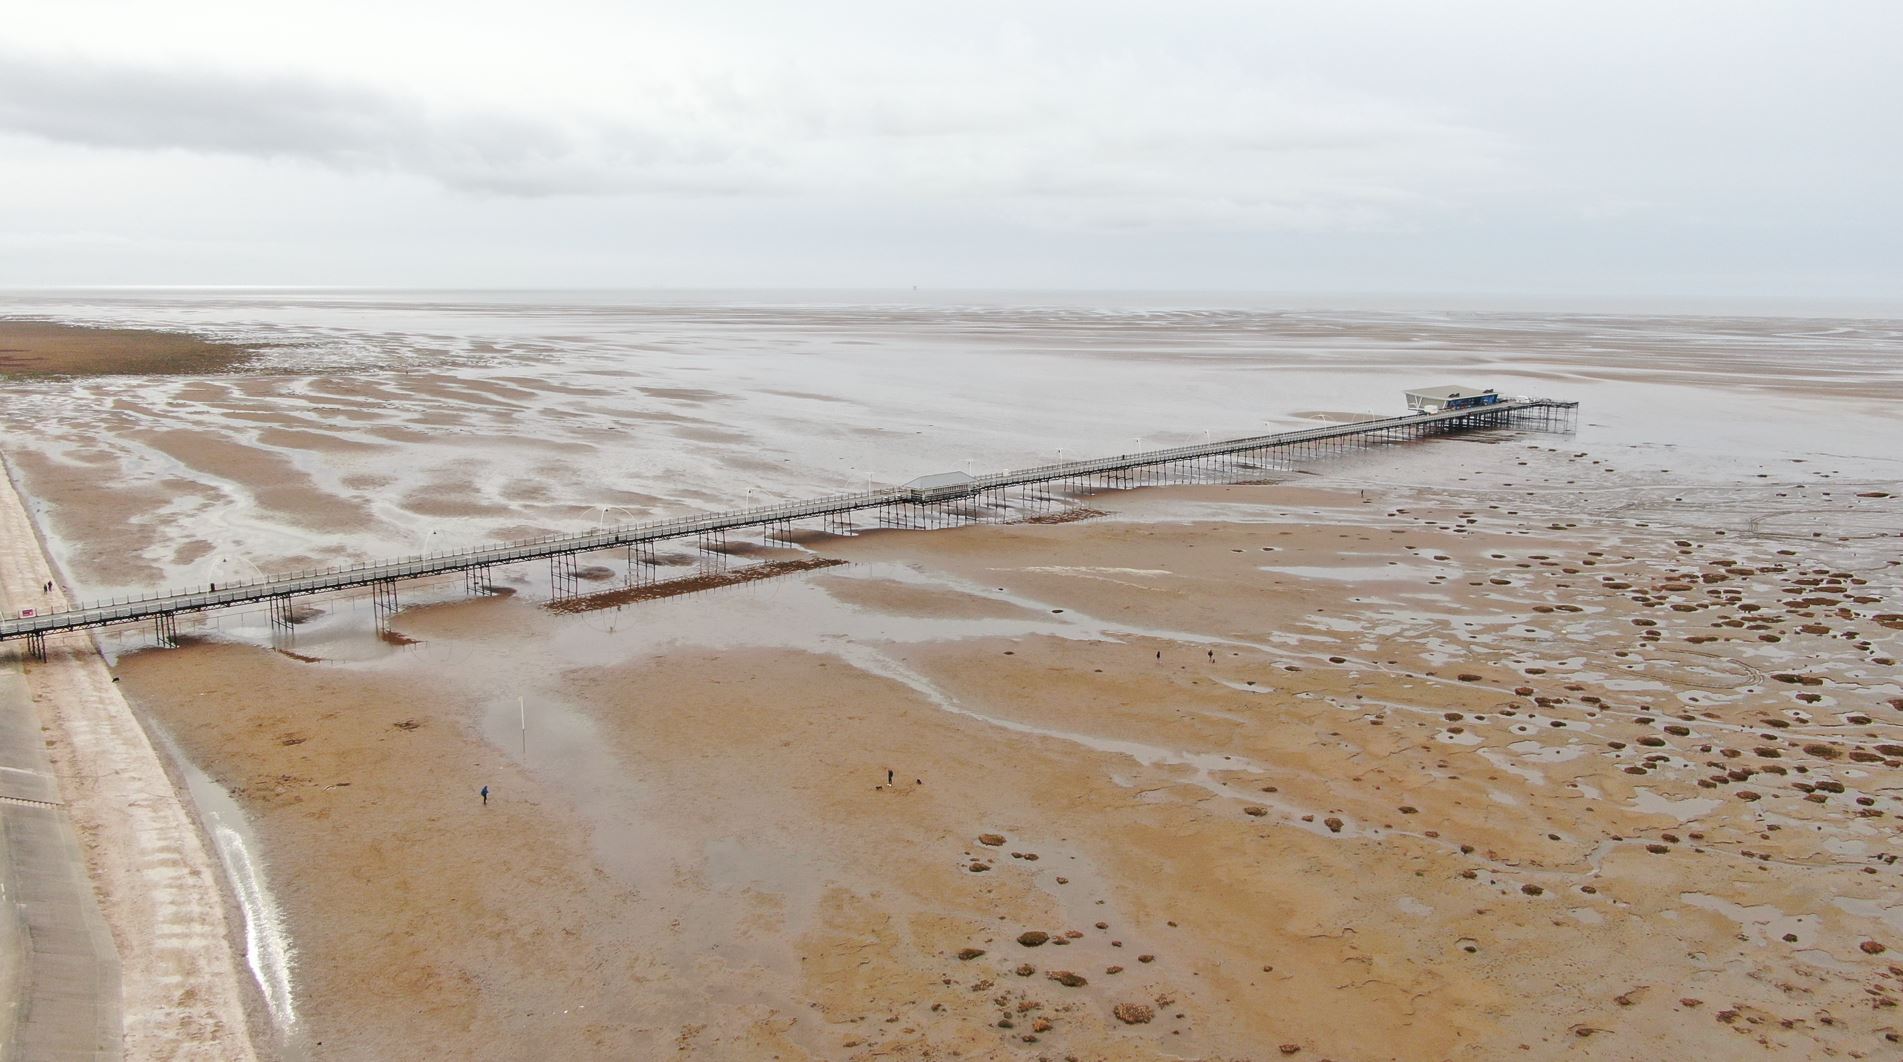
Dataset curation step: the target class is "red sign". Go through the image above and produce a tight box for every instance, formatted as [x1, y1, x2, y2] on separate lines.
[18, 608, 35, 618]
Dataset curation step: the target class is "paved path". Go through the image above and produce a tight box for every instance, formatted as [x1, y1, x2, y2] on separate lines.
[0, 558, 121, 1057]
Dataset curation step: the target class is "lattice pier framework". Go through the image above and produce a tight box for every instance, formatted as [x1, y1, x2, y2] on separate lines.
[0, 399, 1578, 653]
[153, 612, 178, 648]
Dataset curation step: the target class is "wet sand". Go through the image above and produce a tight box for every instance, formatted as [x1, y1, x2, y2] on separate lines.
[3, 299, 1899, 603]
[0, 320, 257, 378]
[3, 297, 1900, 1058]
[113, 464, 1903, 1059]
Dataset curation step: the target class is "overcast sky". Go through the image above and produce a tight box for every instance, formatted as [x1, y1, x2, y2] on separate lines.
[2, 0, 1898, 296]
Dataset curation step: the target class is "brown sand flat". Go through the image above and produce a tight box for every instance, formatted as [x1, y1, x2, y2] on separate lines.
[397, 482, 519, 520]
[115, 641, 631, 1056]
[0, 320, 256, 378]
[8, 302, 1899, 1056]
[114, 470, 1903, 1059]
[396, 376, 535, 409]
[298, 377, 418, 406]
[488, 375, 622, 398]
[253, 428, 392, 455]
[130, 429, 378, 536]
[4, 449, 215, 587]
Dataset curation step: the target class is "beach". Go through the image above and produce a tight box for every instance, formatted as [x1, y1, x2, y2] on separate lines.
[2, 294, 1900, 1058]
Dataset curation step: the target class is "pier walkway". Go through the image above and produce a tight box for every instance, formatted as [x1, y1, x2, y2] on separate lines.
[1, 398, 1576, 655]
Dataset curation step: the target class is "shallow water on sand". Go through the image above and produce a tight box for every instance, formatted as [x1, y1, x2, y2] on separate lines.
[2, 291, 1899, 601]
[149, 722, 301, 1055]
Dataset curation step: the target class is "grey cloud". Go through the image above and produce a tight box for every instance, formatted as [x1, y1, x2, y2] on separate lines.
[0, 48, 1507, 228]
[0, 52, 759, 197]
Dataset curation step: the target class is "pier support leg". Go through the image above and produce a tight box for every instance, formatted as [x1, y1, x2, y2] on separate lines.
[629, 541, 657, 584]
[268, 594, 296, 642]
[697, 531, 727, 574]
[371, 578, 400, 632]
[153, 612, 178, 649]
[549, 555, 579, 601]
[24, 631, 46, 662]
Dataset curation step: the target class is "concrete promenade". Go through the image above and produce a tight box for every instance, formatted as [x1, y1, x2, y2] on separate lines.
[0, 543, 121, 1057]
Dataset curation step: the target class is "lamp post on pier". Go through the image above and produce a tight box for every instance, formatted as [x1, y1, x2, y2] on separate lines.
[220, 552, 268, 587]
[590, 504, 639, 529]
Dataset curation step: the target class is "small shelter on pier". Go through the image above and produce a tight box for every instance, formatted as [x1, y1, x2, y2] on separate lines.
[903, 471, 976, 502]
[1405, 385, 1500, 413]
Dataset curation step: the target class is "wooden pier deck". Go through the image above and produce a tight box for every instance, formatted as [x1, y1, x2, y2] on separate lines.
[1, 398, 1577, 656]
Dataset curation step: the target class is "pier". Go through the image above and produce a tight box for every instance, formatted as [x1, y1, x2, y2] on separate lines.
[2, 398, 1577, 657]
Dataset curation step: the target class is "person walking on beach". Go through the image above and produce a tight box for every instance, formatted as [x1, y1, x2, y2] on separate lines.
[481, 785, 489, 806]
[887, 769, 894, 785]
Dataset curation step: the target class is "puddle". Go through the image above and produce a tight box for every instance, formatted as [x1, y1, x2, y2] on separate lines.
[1629, 788, 1721, 821]
[1832, 896, 1903, 934]
[1682, 892, 1831, 962]
[1478, 748, 1546, 785]
[478, 693, 668, 890]
[1507, 739, 1588, 763]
